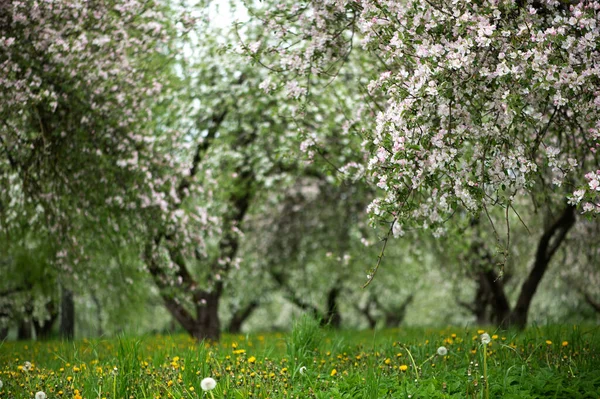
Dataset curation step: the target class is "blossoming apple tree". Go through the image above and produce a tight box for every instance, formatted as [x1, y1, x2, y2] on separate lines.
[0, 0, 372, 340]
[246, 0, 599, 240]
[242, 0, 600, 327]
[0, 0, 237, 339]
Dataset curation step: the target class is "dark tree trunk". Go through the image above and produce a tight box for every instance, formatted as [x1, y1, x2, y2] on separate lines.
[503, 206, 576, 329]
[17, 319, 32, 340]
[60, 288, 75, 340]
[460, 218, 507, 325]
[482, 269, 511, 325]
[91, 293, 103, 337]
[354, 297, 377, 329]
[33, 300, 58, 340]
[324, 286, 342, 328]
[583, 293, 600, 313]
[145, 241, 225, 341]
[227, 301, 259, 333]
[194, 292, 221, 341]
[472, 273, 490, 325]
[0, 327, 8, 340]
[384, 294, 414, 328]
[143, 107, 254, 342]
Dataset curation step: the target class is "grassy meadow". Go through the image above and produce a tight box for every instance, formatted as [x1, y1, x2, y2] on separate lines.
[1, 319, 599, 398]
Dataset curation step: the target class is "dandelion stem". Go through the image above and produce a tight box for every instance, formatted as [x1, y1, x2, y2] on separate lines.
[403, 346, 419, 381]
[482, 344, 489, 399]
[419, 354, 436, 368]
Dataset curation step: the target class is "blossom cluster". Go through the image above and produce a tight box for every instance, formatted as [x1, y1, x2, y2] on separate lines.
[0, 0, 212, 324]
[0, 1, 216, 252]
[247, 0, 600, 233]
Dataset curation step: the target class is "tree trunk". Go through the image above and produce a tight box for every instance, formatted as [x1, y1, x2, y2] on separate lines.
[33, 300, 58, 340]
[355, 297, 377, 329]
[227, 301, 259, 333]
[324, 286, 342, 328]
[482, 269, 511, 325]
[193, 292, 221, 341]
[17, 319, 32, 340]
[59, 288, 75, 340]
[91, 293, 103, 337]
[503, 206, 576, 329]
[583, 292, 600, 313]
[472, 273, 490, 325]
[384, 294, 414, 328]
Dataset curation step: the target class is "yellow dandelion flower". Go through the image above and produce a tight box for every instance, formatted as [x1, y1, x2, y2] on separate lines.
[562, 341, 568, 347]
[384, 358, 391, 365]
[248, 356, 256, 364]
[546, 340, 552, 345]
[477, 329, 485, 335]
[399, 364, 408, 372]
[330, 369, 337, 376]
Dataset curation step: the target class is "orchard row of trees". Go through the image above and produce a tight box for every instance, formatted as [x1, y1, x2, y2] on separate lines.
[1, 0, 599, 341]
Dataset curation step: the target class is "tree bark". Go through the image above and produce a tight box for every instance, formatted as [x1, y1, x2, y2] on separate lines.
[583, 292, 600, 313]
[143, 125, 254, 342]
[227, 300, 259, 333]
[59, 288, 75, 340]
[384, 294, 414, 328]
[194, 292, 221, 341]
[362, 305, 377, 329]
[91, 293, 103, 337]
[33, 300, 58, 340]
[325, 286, 342, 328]
[17, 319, 32, 340]
[503, 206, 576, 329]
[482, 269, 511, 325]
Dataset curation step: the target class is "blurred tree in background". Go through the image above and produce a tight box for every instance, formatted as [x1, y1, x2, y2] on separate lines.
[1, 0, 599, 340]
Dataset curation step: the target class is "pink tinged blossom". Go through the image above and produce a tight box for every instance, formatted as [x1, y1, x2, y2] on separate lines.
[583, 202, 594, 212]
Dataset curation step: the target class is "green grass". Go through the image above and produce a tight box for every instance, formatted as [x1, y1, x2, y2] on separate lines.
[0, 324, 599, 398]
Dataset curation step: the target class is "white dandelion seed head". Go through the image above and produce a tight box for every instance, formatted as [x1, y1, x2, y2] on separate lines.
[299, 366, 307, 375]
[200, 377, 217, 391]
[480, 333, 491, 345]
[437, 346, 448, 356]
[0, 379, 3, 389]
[23, 361, 32, 371]
[35, 392, 47, 399]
